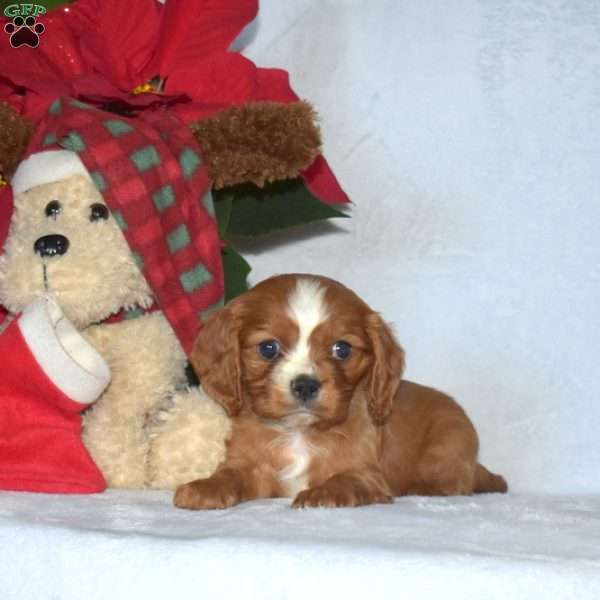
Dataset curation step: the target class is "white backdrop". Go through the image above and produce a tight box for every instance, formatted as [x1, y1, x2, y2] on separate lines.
[242, 0, 600, 494]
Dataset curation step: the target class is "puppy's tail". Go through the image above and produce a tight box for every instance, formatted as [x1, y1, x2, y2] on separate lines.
[474, 463, 508, 494]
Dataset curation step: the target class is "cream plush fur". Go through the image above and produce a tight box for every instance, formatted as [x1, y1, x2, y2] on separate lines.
[0, 174, 230, 489]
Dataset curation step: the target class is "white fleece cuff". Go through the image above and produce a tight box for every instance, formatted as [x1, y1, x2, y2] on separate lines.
[11, 150, 92, 195]
[18, 297, 111, 404]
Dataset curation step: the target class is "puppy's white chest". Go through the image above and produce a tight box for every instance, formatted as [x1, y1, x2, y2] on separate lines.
[277, 433, 311, 497]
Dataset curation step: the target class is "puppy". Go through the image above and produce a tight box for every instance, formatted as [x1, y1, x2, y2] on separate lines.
[174, 274, 507, 509]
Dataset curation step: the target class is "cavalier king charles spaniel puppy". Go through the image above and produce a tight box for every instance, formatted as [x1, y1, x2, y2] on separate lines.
[174, 274, 507, 510]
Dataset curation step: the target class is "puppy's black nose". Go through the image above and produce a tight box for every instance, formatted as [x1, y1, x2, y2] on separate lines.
[290, 375, 321, 403]
[34, 234, 70, 258]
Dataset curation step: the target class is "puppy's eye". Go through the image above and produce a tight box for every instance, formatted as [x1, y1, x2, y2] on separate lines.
[331, 340, 352, 360]
[90, 203, 109, 222]
[45, 200, 62, 220]
[258, 339, 281, 361]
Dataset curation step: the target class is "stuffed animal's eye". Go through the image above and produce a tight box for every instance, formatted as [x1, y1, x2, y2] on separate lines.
[258, 339, 281, 360]
[90, 203, 109, 222]
[331, 340, 352, 360]
[45, 200, 62, 219]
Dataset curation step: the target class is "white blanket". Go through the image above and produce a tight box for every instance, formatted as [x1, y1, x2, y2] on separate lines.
[1, 491, 599, 599]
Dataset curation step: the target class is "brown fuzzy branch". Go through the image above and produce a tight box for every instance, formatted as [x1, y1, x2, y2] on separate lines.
[0, 102, 33, 180]
[190, 101, 322, 189]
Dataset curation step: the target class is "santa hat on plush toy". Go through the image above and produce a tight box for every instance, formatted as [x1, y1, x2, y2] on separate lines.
[10, 148, 92, 195]
[0, 297, 109, 493]
[9, 97, 224, 355]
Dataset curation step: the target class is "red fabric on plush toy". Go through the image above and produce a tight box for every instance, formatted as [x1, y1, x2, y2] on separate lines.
[0, 297, 109, 493]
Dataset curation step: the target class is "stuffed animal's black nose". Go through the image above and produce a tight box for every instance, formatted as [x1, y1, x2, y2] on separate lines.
[33, 234, 70, 258]
[290, 375, 321, 403]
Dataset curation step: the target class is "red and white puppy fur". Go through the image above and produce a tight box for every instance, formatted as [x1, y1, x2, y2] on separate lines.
[174, 274, 507, 510]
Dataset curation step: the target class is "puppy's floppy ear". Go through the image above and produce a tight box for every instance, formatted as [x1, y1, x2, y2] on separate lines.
[190, 299, 244, 417]
[365, 312, 405, 425]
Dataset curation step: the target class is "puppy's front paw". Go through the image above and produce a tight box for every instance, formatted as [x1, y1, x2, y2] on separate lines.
[292, 482, 392, 509]
[174, 478, 241, 510]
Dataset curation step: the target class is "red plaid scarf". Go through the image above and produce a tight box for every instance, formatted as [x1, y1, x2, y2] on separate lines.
[27, 98, 224, 355]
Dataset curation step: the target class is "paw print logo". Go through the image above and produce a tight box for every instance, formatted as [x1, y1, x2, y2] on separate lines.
[4, 15, 45, 48]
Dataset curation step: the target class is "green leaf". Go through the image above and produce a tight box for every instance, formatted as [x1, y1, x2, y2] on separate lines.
[214, 178, 349, 239]
[42, 0, 74, 8]
[221, 246, 251, 302]
[213, 191, 233, 239]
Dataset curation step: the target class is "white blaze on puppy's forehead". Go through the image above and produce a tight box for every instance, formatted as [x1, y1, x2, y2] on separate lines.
[288, 278, 328, 361]
[287, 277, 328, 329]
[274, 278, 328, 385]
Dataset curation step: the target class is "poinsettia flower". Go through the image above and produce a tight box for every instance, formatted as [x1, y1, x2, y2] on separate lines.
[59, 0, 260, 116]
[0, 0, 347, 203]
[0, 0, 257, 117]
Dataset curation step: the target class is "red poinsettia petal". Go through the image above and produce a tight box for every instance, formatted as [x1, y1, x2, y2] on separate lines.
[165, 53, 257, 115]
[65, 0, 161, 90]
[21, 89, 69, 122]
[254, 69, 349, 205]
[169, 101, 229, 124]
[300, 156, 350, 205]
[254, 68, 298, 102]
[0, 44, 63, 90]
[35, 8, 87, 78]
[70, 73, 128, 100]
[0, 8, 86, 85]
[0, 69, 71, 121]
[149, 0, 258, 76]
[0, 9, 86, 119]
